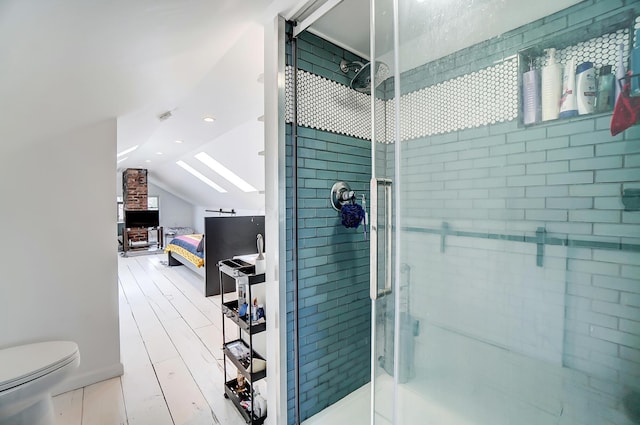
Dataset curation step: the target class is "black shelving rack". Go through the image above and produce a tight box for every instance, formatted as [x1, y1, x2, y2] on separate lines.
[218, 259, 267, 424]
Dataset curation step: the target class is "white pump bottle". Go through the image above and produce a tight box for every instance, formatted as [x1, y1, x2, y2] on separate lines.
[541, 48, 562, 121]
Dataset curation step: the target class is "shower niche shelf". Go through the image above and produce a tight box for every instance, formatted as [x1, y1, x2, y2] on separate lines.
[219, 261, 267, 424]
[517, 11, 636, 127]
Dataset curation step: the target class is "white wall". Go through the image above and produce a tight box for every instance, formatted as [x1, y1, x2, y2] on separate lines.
[148, 182, 195, 229]
[0, 119, 123, 393]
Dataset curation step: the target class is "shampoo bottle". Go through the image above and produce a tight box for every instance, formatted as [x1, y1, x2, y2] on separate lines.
[576, 61, 596, 115]
[631, 29, 640, 97]
[559, 57, 578, 119]
[522, 61, 540, 124]
[595, 65, 615, 113]
[541, 48, 562, 121]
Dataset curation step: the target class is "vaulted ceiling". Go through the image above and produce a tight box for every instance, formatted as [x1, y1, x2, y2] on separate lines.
[0, 0, 303, 210]
[1, 0, 581, 211]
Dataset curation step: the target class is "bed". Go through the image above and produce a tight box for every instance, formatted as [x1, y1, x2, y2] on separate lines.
[165, 234, 205, 276]
[166, 216, 265, 297]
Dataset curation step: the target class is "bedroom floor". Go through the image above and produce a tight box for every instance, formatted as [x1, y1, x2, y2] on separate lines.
[53, 254, 247, 425]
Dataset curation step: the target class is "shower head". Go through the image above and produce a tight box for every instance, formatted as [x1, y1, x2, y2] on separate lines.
[349, 61, 390, 94]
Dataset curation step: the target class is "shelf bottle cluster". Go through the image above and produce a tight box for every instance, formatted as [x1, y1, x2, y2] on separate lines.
[218, 259, 267, 424]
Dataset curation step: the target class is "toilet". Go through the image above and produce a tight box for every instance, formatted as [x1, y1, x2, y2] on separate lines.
[0, 341, 80, 425]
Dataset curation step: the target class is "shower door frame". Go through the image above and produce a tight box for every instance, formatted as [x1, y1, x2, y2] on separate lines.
[264, 13, 289, 425]
[369, 0, 402, 423]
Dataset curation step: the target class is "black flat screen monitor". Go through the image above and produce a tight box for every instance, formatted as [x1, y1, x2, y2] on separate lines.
[125, 210, 159, 228]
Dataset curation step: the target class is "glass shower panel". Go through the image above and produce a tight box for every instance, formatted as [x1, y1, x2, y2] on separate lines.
[374, 0, 640, 424]
[370, 0, 396, 424]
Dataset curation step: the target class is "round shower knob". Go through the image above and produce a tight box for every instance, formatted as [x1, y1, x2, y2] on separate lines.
[330, 181, 353, 211]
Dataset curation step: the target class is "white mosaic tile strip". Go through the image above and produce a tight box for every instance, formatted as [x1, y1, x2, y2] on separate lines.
[286, 29, 625, 143]
[285, 66, 371, 140]
[384, 58, 518, 142]
[285, 66, 294, 124]
[374, 97, 388, 144]
[385, 97, 395, 144]
[287, 59, 517, 143]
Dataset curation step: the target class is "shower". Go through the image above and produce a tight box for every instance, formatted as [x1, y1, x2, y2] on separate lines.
[340, 59, 390, 94]
[275, 0, 640, 424]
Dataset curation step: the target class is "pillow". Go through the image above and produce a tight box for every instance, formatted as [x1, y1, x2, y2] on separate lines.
[196, 235, 205, 252]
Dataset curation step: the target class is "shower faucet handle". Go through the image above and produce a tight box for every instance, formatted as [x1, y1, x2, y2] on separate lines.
[340, 190, 355, 201]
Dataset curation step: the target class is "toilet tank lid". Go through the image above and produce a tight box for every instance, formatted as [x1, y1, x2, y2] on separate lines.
[0, 341, 79, 390]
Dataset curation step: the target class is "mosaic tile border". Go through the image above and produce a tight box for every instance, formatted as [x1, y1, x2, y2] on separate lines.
[285, 28, 628, 144]
[285, 67, 371, 140]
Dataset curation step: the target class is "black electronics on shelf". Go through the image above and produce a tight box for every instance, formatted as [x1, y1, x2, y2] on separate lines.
[124, 209, 160, 228]
[219, 259, 267, 424]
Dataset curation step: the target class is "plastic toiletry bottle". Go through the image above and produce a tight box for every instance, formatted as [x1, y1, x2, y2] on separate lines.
[631, 29, 640, 97]
[615, 43, 625, 102]
[522, 60, 540, 124]
[559, 57, 578, 119]
[541, 48, 562, 121]
[251, 298, 258, 322]
[595, 65, 615, 113]
[576, 61, 596, 115]
[237, 278, 247, 309]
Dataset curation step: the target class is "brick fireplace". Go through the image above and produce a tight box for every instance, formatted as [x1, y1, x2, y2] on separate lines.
[122, 168, 148, 243]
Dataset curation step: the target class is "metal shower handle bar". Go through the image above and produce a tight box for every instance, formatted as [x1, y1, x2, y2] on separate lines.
[370, 177, 393, 301]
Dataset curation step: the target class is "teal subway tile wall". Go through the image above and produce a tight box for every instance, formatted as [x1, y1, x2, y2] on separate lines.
[286, 31, 371, 424]
[379, 1, 639, 423]
[285, 1, 640, 423]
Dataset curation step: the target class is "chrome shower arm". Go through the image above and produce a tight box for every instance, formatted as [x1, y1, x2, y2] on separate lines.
[339, 59, 365, 73]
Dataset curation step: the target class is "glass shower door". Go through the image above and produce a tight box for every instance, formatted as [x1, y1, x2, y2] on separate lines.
[371, 0, 640, 424]
[369, 0, 396, 424]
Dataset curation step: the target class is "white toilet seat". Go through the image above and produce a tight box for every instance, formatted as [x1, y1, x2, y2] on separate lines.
[0, 342, 79, 393]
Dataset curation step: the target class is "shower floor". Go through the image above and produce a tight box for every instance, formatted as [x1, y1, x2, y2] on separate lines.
[301, 382, 372, 425]
[302, 373, 568, 425]
[300, 375, 478, 425]
[301, 323, 634, 425]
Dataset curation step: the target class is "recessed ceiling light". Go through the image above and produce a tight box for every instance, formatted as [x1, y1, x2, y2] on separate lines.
[117, 145, 138, 157]
[195, 152, 257, 193]
[117, 157, 128, 164]
[175, 140, 183, 144]
[156, 152, 163, 155]
[176, 160, 227, 193]
[145, 159, 151, 163]
[203, 116, 215, 123]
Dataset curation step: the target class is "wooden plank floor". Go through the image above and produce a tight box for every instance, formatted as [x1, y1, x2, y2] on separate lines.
[53, 254, 247, 425]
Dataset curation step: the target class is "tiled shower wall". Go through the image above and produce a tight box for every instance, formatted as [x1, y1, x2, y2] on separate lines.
[384, 1, 640, 423]
[286, 31, 371, 424]
[284, 0, 639, 423]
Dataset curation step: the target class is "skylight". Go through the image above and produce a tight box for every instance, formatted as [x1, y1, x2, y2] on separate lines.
[195, 152, 257, 193]
[117, 145, 138, 157]
[176, 160, 227, 193]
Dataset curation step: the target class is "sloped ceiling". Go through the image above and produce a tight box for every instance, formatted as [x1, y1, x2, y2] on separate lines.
[0, 0, 302, 210]
[1, 0, 583, 211]
[117, 22, 268, 210]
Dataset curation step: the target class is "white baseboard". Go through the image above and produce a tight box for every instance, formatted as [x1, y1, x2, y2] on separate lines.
[52, 362, 124, 396]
